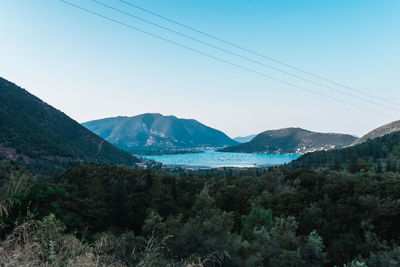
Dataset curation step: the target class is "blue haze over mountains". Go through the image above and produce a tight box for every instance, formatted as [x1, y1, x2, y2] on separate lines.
[233, 135, 257, 143]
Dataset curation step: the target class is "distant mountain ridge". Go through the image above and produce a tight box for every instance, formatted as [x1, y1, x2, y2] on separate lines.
[83, 113, 238, 152]
[0, 77, 139, 174]
[288, 119, 400, 172]
[290, 130, 400, 171]
[220, 127, 358, 154]
[353, 120, 400, 145]
[234, 134, 257, 143]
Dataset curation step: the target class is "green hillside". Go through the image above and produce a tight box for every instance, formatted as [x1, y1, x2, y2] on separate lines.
[353, 119, 400, 145]
[0, 77, 139, 174]
[220, 127, 357, 154]
[83, 113, 238, 153]
[290, 130, 400, 172]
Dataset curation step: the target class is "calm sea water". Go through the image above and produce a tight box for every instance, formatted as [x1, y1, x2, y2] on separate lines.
[140, 149, 300, 168]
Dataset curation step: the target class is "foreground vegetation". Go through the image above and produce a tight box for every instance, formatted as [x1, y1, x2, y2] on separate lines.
[1, 161, 400, 266]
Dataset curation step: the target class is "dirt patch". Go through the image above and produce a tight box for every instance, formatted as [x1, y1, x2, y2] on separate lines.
[0, 145, 32, 163]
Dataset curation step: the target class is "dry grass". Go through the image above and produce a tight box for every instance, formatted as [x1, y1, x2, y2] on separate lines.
[0, 222, 229, 267]
[0, 220, 230, 266]
[0, 215, 125, 266]
[183, 251, 230, 267]
[0, 168, 29, 219]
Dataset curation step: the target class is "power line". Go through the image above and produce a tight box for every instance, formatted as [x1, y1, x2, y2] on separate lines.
[88, 0, 400, 114]
[59, 0, 396, 119]
[116, 0, 400, 109]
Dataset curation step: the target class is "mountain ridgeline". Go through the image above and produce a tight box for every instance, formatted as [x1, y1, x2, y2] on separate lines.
[0, 77, 139, 174]
[291, 122, 400, 172]
[83, 114, 238, 153]
[353, 119, 400, 145]
[220, 127, 357, 154]
[233, 134, 257, 143]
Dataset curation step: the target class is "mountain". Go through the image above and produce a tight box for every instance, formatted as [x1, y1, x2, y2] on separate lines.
[220, 127, 358, 154]
[353, 120, 400, 145]
[234, 134, 257, 143]
[0, 77, 139, 174]
[83, 114, 238, 153]
[290, 130, 400, 172]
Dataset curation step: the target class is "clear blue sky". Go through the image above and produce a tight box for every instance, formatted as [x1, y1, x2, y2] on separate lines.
[1, 0, 399, 137]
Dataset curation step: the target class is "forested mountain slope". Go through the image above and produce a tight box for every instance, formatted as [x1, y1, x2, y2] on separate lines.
[83, 113, 238, 152]
[220, 127, 357, 154]
[0, 77, 139, 174]
[353, 119, 400, 145]
[290, 130, 400, 172]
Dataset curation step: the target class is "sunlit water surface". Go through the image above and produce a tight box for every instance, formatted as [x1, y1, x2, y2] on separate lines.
[140, 149, 300, 168]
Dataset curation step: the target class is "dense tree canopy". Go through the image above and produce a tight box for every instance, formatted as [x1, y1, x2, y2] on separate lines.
[2, 161, 400, 266]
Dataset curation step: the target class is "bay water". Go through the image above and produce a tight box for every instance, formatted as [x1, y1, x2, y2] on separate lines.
[140, 149, 300, 168]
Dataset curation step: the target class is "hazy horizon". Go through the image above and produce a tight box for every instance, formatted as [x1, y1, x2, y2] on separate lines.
[1, 0, 399, 137]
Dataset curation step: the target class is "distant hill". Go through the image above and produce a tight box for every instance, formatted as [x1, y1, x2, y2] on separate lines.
[220, 128, 357, 154]
[83, 114, 238, 153]
[0, 77, 139, 174]
[353, 120, 400, 145]
[234, 134, 257, 143]
[290, 130, 400, 172]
